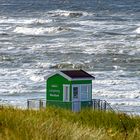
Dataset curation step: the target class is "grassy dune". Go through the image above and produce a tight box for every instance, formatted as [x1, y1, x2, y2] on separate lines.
[0, 106, 140, 140]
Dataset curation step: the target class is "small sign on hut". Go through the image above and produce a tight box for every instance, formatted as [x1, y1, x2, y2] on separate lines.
[44, 69, 95, 111]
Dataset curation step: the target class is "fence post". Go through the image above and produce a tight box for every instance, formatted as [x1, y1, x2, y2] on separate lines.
[27, 100, 30, 109]
[104, 101, 107, 111]
[98, 99, 100, 110]
[39, 99, 43, 109]
[101, 101, 103, 110]
[94, 100, 96, 110]
[92, 99, 95, 110]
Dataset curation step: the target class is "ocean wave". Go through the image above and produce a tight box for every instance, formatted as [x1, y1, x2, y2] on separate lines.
[0, 17, 52, 25]
[94, 90, 140, 99]
[32, 19, 52, 25]
[50, 62, 92, 69]
[0, 84, 26, 96]
[35, 62, 51, 69]
[102, 31, 125, 36]
[0, 32, 9, 36]
[13, 26, 69, 35]
[135, 27, 140, 34]
[128, 49, 140, 55]
[74, 20, 102, 26]
[0, 55, 14, 62]
[47, 10, 90, 18]
[29, 75, 44, 82]
[111, 100, 140, 106]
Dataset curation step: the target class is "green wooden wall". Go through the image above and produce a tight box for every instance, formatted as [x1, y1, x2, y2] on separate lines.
[46, 74, 70, 101]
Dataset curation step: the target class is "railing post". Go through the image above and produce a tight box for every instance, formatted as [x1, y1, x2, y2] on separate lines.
[93, 99, 95, 110]
[101, 101, 103, 110]
[27, 100, 30, 109]
[98, 99, 100, 110]
[92, 99, 115, 112]
[104, 101, 107, 111]
[39, 99, 43, 109]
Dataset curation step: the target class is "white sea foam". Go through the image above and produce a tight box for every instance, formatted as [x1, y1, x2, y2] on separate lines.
[0, 83, 26, 95]
[0, 42, 12, 45]
[110, 100, 140, 106]
[48, 10, 91, 17]
[29, 75, 44, 82]
[51, 10, 70, 17]
[27, 44, 45, 51]
[13, 27, 59, 35]
[93, 89, 140, 99]
[23, 69, 45, 82]
[82, 45, 108, 54]
[128, 49, 140, 55]
[9, 84, 26, 95]
[135, 27, 140, 34]
[0, 17, 52, 25]
[36, 62, 51, 68]
[76, 20, 104, 27]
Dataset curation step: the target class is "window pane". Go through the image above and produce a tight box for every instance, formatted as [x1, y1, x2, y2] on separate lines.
[81, 93, 87, 100]
[65, 92, 68, 100]
[73, 87, 78, 98]
[63, 85, 69, 102]
[81, 85, 88, 100]
[81, 85, 88, 93]
[88, 85, 92, 100]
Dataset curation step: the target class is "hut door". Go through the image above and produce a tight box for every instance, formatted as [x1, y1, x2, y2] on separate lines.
[72, 85, 81, 112]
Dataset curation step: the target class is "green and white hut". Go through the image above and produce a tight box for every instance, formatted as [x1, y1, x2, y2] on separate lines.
[44, 69, 95, 111]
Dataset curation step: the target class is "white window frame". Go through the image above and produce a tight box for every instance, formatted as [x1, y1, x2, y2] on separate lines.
[72, 85, 80, 101]
[63, 85, 70, 102]
[80, 84, 92, 101]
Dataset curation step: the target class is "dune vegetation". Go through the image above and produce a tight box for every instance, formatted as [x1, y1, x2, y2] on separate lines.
[0, 106, 140, 140]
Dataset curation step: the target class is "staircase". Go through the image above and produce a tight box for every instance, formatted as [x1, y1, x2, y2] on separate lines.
[92, 99, 114, 112]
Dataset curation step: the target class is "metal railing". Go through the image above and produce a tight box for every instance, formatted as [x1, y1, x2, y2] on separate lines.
[27, 98, 46, 109]
[27, 98, 114, 112]
[92, 99, 114, 111]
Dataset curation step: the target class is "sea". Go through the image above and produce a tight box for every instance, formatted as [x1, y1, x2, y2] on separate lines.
[0, 0, 140, 115]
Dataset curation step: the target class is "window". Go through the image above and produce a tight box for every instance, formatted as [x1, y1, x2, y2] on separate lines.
[87, 84, 92, 99]
[80, 84, 92, 101]
[73, 87, 78, 99]
[81, 85, 88, 100]
[63, 85, 70, 102]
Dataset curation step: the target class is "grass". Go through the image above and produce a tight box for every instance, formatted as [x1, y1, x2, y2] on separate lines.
[0, 106, 140, 140]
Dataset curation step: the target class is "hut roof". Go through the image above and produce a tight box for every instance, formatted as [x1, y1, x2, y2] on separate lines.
[61, 70, 95, 79]
[44, 69, 95, 80]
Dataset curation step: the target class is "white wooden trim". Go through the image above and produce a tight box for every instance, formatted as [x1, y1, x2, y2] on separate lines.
[44, 71, 94, 81]
[58, 71, 72, 81]
[72, 85, 81, 112]
[80, 84, 92, 101]
[46, 81, 47, 101]
[63, 84, 70, 102]
[71, 78, 94, 81]
[72, 84, 80, 101]
[44, 70, 59, 80]
[44, 71, 72, 81]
